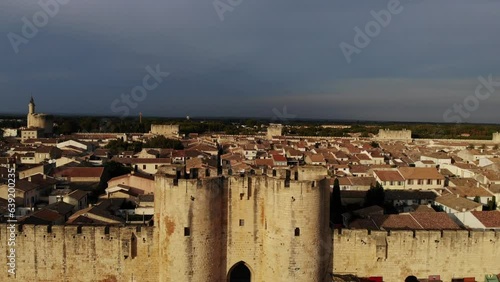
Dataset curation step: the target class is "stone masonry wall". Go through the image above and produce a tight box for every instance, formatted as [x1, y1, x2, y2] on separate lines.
[333, 229, 500, 281]
[0, 224, 158, 282]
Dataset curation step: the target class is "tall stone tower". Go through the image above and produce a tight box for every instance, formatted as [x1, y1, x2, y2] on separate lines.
[154, 165, 332, 282]
[28, 96, 35, 115]
[26, 96, 53, 134]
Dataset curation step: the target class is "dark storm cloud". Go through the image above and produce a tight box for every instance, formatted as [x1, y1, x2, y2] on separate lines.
[1, 0, 500, 122]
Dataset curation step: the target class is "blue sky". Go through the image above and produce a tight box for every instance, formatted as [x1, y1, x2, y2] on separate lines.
[1, 0, 500, 122]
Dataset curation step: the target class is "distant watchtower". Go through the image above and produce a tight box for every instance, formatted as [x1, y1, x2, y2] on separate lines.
[493, 132, 500, 143]
[267, 123, 283, 140]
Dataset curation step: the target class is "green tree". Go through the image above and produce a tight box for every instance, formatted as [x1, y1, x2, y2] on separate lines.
[104, 161, 132, 179]
[365, 182, 385, 207]
[487, 196, 497, 211]
[370, 141, 380, 148]
[330, 178, 343, 226]
[105, 139, 143, 154]
[144, 136, 184, 149]
[57, 120, 79, 135]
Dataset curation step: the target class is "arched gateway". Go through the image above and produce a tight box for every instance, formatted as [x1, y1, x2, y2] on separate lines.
[228, 261, 252, 282]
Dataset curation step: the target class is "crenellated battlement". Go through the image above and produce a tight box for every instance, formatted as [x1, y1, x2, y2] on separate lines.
[0, 223, 154, 240]
[335, 228, 499, 240]
[334, 228, 500, 281]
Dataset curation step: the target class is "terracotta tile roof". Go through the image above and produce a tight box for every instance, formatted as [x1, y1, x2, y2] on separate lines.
[355, 153, 371, 160]
[54, 167, 104, 178]
[19, 209, 64, 224]
[35, 146, 55, 153]
[309, 154, 325, 163]
[409, 212, 461, 230]
[272, 154, 287, 162]
[470, 211, 500, 228]
[398, 167, 444, 180]
[111, 157, 171, 164]
[254, 159, 274, 167]
[371, 214, 422, 230]
[447, 186, 493, 198]
[374, 170, 405, 182]
[435, 194, 482, 211]
[67, 189, 89, 200]
[349, 177, 376, 187]
[385, 190, 437, 201]
[11, 179, 40, 192]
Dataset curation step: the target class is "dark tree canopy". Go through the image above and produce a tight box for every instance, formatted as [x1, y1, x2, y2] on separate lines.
[144, 136, 184, 150]
[365, 182, 385, 207]
[330, 178, 343, 226]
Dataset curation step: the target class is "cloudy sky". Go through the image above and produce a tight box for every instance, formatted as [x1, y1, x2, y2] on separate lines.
[1, 0, 500, 122]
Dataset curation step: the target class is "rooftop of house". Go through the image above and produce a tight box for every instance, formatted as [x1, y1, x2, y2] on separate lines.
[67, 189, 89, 200]
[447, 186, 493, 198]
[398, 167, 445, 180]
[54, 167, 105, 178]
[470, 211, 500, 228]
[374, 170, 405, 182]
[435, 194, 482, 211]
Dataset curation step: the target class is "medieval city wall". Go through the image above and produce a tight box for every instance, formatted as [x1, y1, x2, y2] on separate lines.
[333, 229, 500, 282]
[0, 224, 157, 282]
[375, 129, 412, 141]
[150, 124, 179, 137]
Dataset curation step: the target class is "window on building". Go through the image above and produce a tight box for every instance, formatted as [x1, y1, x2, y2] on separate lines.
[437, 180, 442, 185]
[427, 179, 432, 185]
[408, 180, 414, 185]
[417, 179, 423, 185]
[294, 228, 300, 236]
[390, 181, 394, 186]
[239, 219, 244, 226]
[184, 227, 190, 236]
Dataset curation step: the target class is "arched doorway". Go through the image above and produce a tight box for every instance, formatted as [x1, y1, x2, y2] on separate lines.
[228, 261, 251, 282]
